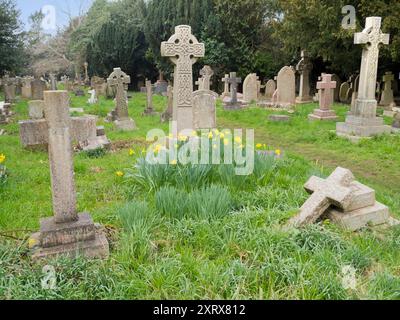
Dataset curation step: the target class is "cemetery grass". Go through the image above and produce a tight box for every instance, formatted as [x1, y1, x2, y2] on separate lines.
[0, 92, 399, 300]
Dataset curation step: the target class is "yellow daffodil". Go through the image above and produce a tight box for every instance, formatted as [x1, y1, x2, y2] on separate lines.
[256, 143, 263, 149]
[234, 136, 242, 144]
[116, 171, 124, 177]
[208, 132, 213, 139]
[0, 154, 5, 164]
[170, 159, 177, 165]
[178, 135, 187, 142]
[275, 149, 281, 156]
[223, 138, 229, 146]
[129, 149, 135, 156]
[220, 133, 225, 139]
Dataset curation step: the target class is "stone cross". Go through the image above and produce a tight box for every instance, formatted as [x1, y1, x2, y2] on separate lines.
[380, 71, 394, 107]
[107, 67, 131, 119]
[288, 167, 355, 228]
[296, 50, 313, 103]
[317, 74, 336, 111]
[88, 89, 97, 104]
[355, 17, 390, 101]
[227, 72, 242, 105]
[161, 25, 205, 132]
[200, 65, 214, 90]
[143, 79, 156, 115]
[221, 74, 230, 98]
[29, 91, 109, 260]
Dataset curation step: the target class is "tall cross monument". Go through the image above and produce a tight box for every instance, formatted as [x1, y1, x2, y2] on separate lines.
[337, 17, 391, 141]
[161, 25, 205, 133]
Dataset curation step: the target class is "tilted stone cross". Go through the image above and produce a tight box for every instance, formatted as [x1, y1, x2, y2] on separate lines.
[317, 74, 336, 110]
[161, 25, 205, 132]
[288, 167, 355, 228]
[227, 72, 242, 104]
[355, 17, 390, 101]
[200, 65, 214, 90]
[107, 67, 131, 119]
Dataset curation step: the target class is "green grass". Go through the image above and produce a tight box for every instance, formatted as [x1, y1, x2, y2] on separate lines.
[0, 90, 399, 300]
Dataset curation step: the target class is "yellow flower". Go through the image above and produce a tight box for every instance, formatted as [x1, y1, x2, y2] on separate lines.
[275, 149, 281, 156]
[28, 237, 38, 249]
[256, 143, 263, 149]
[115, 171, 124, 177]
[170, 159, 177, 165]
[234, 136, 242, 144]
[223, 138, 229, 146]
[129, 149, 135, 156]
[208, 132, 213, 139]
[191, 130, 197, 137]
[0, 154, 5, 164]
[220, 133, 225, 139]
[214, 129, 220, 135]
[178, 135, 187, 142]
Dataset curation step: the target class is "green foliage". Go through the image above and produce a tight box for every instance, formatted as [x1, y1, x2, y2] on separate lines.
[118, 201, 158, 233]
[0, 163, 7, 188]
[82, 147, 107, 159]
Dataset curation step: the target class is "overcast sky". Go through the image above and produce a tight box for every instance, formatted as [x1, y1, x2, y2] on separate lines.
[17, 0, 93, 31]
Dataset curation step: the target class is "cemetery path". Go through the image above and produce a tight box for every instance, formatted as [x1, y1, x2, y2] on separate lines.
[219, 118, 400, 194]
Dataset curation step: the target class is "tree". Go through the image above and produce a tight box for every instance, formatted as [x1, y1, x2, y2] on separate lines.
[0, 0, 26, 75]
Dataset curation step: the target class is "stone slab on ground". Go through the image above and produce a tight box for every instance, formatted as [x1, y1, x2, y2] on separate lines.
[269, 115, 290, 122]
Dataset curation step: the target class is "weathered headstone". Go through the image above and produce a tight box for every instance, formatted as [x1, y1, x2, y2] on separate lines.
[221, 74, 230, 99]
[393, 111, 400, 130]
[29, 91, 109, 260]
[223, 72, 242, 110]
[350, 74, 360, 111]
[161, 84, 174, 122]
[143, 80, 157, 116]
[0, 102, 11, 124]
[275, 66, 296, 109]
[337, 17, 392, 141]
[265, 80, 276, 102]
[154, 71, 168, 95]
[339, 82, 350, 103]
[2, 75, 16, 103]
[49, 73, 57, 90]
[161, 25, 205, 133]
[192, 89, 218, 129]
[21, 77, 34, 99]
[31, 79, 46, 100]
[379, 72, 395, 108]
[28, 100, 45, 120]
[87, 89, 97, 104]
[309, 74, 338, 121]
[296, 50, 313, 103]
[200, 65, 214, 91]
[107, 67, 135, 130]
[243, 73, 259, 103]
[331, 74, 342, 102]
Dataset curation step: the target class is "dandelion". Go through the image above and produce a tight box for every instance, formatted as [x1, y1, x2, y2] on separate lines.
[275, 149, 281, 156]
[129, 149, 135, 156]
[115, 171, 124, 177]
[0, 154, 5, 164]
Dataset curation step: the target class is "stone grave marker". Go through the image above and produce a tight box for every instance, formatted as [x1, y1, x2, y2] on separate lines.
[337, 17, 392, 141]
[107, 67, 135, 130]
[29, 91, 109, 260]
[143, 80, 157, 116]
[243, 73, 259, 103]
[339, 82, 350, 103]
[309, 74, 338, 121]
[28, 100, 45, 120]
[331, 74, 342, 102]
[87, 89, 97, 104]
[296, 50, 313, 103]
[21, 76, 34, 99]
[221, 74, 230, 99]
[161, 25, 205, 133]
[265, 80, 276, 102]
[223, 72, 242, 110]
[31, 79, 46, 100]
[275, 66, 296, 109]
[192, 89, 218, 129]
[161, 84, 174, 122]
[379, 72, 395, 108]
[200, 65, 214, 91]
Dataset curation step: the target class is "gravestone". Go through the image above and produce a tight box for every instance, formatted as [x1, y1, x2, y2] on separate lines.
[154, 72, 168, 95]
[143, 80, 157, 116]
[393, 111, 400, 130]
[243, 73, 259, 103]
[29, 91, 109, 260]
[2, 75, 16, 103]
[21, 77, 34, 99]
[269, 114, 290, 122]
[0, 102, 11, 124]
[107, 67, 135, 130]
[221, 74, 230, 99]
[223, 72, 242, 110]
[28, 100, 45, 120]
[161, 85, 174, 122]
[296, 50, 313, 103]
[288, 167, 355, 227]
[200, 65, 214, 91]
[87, 89, 97, 104]
[265, 80, 276, 102]
[350, 74, 360, 111]
[339, 82, 350, 103]
[192, 89, 218, 129]
[379, 72, 394, 108]
[309, 74, 338, 121]
[337, 17, 392, 141]
[31, 79, 46, 100]
[275, 66, 296, 109]
[161, 25, 205, 133]
[83, 62, 90, 85]
[49, 73, 57, 90]
[195, 77, 204, 91]
[331, 74, 342, 102]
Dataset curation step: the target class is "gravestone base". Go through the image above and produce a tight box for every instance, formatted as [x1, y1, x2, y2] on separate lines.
[326, 202, 390, 231]
[337, 115, 392, 142]
[115, 118, 136, 131]
[308, 109, 338, 121]
[30, 213, 109, 260]
[257, 100, 272, 108]
[105, 110, 117, 123]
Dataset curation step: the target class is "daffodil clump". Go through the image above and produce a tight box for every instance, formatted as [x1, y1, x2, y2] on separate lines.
[0, 153, 8, 187]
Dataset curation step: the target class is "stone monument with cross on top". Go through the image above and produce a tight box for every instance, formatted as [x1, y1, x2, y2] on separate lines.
[309, 74, 338, 121]
[161, 25, 205, 133]
[337, 17, 391, 141]
[200, 65, 214, 91]
[223, 72, 242, 110]
[296, 50, 313, 103]
[107, 67, 135, 131]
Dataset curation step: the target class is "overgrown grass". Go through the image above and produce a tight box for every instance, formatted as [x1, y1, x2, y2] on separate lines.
[0, 91, 399, 300]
